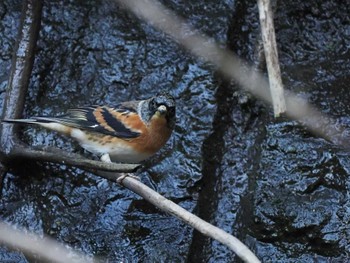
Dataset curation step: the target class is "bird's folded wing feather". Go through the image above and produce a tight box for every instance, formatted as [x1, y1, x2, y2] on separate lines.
[36, 105, 141, 139]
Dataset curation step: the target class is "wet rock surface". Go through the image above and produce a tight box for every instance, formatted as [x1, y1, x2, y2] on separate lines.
[1, 0, 350, 262]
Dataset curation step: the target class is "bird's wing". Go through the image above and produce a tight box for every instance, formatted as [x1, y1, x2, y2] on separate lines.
[35, 105, 142, 139]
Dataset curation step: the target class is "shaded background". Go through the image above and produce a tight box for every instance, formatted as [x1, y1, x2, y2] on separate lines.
[1, 0, 350, 262]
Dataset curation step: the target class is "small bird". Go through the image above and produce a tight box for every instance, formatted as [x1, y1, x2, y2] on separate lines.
[3, 94, 176, 164]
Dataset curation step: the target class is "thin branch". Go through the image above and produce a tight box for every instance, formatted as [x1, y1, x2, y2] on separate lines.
[119, 176, 261, 263]
[0, 0, 42, 156]
[257, 0, 286, 117]
[8, 145, 139, 172]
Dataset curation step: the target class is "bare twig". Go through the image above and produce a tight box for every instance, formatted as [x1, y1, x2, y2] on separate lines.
[9, 145, 139, 172]
[119, 176, 261, 263]
[0, 0, 42, 155]
[257, 0, 286, 117]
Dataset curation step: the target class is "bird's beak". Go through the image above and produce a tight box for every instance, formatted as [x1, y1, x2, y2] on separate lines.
[156, 105, 167, 116]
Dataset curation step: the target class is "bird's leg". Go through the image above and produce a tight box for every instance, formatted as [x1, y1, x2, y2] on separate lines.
[100, 153, 139, 183]
[100, 153, 112, 163]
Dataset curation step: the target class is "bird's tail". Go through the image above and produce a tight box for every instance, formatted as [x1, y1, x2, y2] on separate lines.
[2, 117, 54, 125]
[2, 117, 72, 135]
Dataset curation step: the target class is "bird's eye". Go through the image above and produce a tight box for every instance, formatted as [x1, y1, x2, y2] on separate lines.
[167, 107, 175, 117]
[150, 99, 157, 109]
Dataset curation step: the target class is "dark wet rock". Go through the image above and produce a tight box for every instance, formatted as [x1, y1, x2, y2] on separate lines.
[2, 0, 350, 262]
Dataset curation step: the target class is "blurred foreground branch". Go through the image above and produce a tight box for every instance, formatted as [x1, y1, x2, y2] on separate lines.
[257, 0, 286, 117]
[116, 0, 350, 147]
[0, 222, 94, 263]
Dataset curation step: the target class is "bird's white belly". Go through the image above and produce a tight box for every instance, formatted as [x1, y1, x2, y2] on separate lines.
[71, 129, 150, 163]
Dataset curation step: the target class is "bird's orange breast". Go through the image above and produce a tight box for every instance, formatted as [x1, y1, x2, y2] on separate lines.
[128, 114, 172, 155]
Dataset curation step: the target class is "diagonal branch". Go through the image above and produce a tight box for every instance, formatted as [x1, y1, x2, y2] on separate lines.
[119, 176, 261, 263]
[116, 0, 350, 148]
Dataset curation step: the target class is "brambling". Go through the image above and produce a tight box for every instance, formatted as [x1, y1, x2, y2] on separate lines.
[3, 94, 176, 164]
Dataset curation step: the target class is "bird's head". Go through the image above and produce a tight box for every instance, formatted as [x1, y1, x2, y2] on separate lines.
[140, 93, 176, 129]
